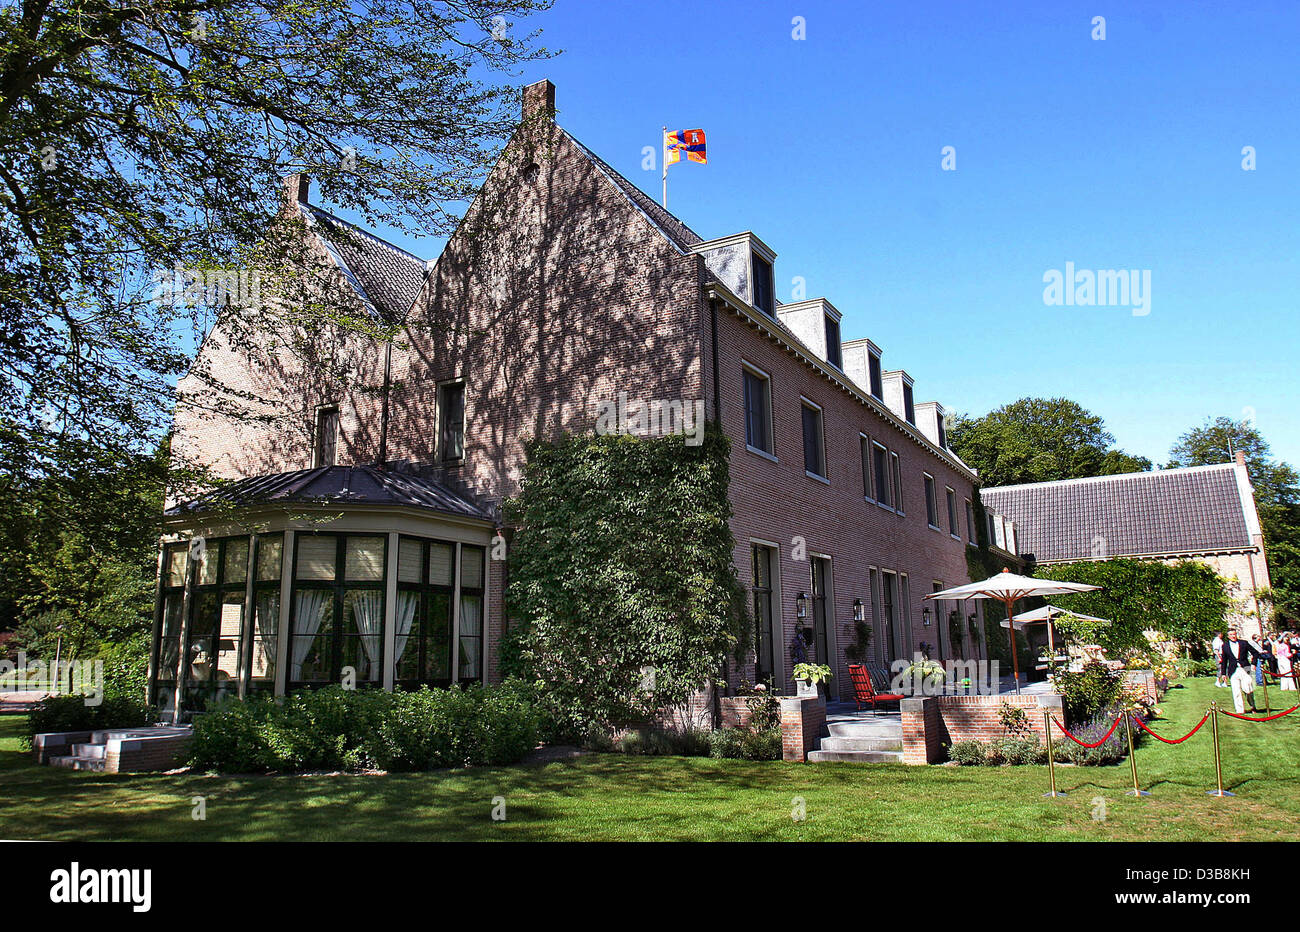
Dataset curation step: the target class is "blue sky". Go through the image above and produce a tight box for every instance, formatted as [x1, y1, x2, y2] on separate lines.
[364, 0, 1300, 467]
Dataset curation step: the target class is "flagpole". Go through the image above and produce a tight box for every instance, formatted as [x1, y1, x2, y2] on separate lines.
[661, 125, 668, 208]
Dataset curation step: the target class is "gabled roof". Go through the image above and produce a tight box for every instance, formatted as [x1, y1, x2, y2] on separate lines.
[565, 132, 705, 253]
[167, 466, 493, 522]
[300, 204, 428, 322]
[980, 463, 1255, 563]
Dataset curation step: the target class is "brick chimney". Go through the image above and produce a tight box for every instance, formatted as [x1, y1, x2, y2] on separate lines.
[282, 173, 310, 207]
[1235, 450, 1247, 469]
[522, 79, 555, 122]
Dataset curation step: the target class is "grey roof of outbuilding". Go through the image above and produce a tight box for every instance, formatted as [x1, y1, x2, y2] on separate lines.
[980, 463, 1253, 563]
[166, 466, 493, 522]
[300, 204, 428, 322]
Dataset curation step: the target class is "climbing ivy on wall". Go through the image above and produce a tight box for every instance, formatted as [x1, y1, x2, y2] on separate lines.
[501, 427, 750, 737]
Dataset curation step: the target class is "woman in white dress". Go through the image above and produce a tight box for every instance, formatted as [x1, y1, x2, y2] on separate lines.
[1277, 634, 1296, 692]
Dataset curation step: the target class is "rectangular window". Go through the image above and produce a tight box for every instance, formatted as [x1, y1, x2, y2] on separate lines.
[868, 351, 883, 400]
[290, 534, 386, 687]
[152, 543, 190, 708]
[965, 500, 976, 544]
[314, 406, 339, 467]
[751, 544, 776, 683]
[903, 383, 916, 425]
[868, 567, 881, 664]
[937, 415, 948, 449]
[891, 452, 903, 514]
[881, 571, 897, 663]
[395, 536, 454, 685]
[924, 474, 938, 528]
[860, 435, 873, 500]
[824, 315, 843, 370]
[438, 382, 465, 462]
[751, 253, 774, 316]
[946, 487, 959, 537]
[801, 400, 826, 479]
[900, 574, 912, 658]
[248, 534, 283, 693]
[742, 366, 773, 455]
[872, 443, 891, 509]
[183, 537, 249, 711]
[458, 545, 486, 682]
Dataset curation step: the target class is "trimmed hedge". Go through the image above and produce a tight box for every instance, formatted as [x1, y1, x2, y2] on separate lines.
[187, 680, 539, 774]
[27, 693, 151, 741]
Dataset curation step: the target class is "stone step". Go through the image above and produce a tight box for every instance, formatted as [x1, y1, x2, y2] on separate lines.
[807, 749, 904, 764]
[71, 743, 107, 759]
[89, 727, 182, 743]
[49, 755, 106, 772]
[817, 735, 903, 752]
[825, 721, 902, 739]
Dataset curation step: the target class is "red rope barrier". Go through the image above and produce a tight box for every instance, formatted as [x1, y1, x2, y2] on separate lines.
[1050, 714, 1123, 748]
[1219, 704, 1300, 722]
[1130, 711, 1209, 744]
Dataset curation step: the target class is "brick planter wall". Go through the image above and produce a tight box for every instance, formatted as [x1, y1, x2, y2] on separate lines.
[105, 733, 192, 773]
[779, 695, 826, 762]
[900, 692, 1065, 764]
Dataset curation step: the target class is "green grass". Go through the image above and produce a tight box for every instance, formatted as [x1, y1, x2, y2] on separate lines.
[1, 678, 1297, 841]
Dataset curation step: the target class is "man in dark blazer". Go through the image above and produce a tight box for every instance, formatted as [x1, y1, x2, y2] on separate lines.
[1222, 628, 1261, 714]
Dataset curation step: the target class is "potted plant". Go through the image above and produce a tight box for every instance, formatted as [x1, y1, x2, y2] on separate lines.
[901, 658, 946, 694]
[792, 662, 832, 698]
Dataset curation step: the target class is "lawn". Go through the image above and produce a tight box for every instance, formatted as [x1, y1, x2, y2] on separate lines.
[1, 677, 1297, 842]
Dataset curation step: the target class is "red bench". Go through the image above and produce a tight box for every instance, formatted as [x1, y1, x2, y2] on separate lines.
[848, 663, 905, 714]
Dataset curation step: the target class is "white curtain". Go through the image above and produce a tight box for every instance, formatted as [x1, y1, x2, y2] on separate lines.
[291, 590, 331, 679]
[394, 591, 419, 670]
[352, 590, 384, 680]
[458, 595, 482, 679]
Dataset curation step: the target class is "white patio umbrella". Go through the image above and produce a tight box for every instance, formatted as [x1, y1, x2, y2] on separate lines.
[1002, 605, 1112, 660]
[925, 568, 1101, 693]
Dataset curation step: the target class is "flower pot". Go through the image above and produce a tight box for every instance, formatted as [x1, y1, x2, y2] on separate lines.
[795, 678, 818, 698]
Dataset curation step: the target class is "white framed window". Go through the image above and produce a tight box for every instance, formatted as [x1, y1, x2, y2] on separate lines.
[946, 487, 960, 539]
[800, 397, 827, 481]
[924, 473, 938, 529]
[742, 362, 774, 458]
[437, 381, 466, 463]
[314, 405, 340, 467]
[871, 441, 892, 509]
[891, 451, 903, 515]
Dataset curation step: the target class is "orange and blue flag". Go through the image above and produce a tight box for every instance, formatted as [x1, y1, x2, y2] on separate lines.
[665, 129, 707, 166]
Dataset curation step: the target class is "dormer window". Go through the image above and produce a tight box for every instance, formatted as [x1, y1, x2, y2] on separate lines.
[903, 383, 916, 425]
[868, 351, 883, 400]
[824, 315, 842, 370]
[751, 253, 774, 316]
[314, 406, 339, 467]
[936, 414, 947, 449]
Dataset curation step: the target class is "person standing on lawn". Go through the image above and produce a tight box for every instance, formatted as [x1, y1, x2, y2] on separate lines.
[1276, 634, 1296, 692]
[1212, 631, 1227, 687]
[1222, 628, 1261, 714]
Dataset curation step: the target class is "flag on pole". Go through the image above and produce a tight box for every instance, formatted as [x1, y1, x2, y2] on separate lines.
[664, 128, 707, 166]
[662, 128, 706, 207]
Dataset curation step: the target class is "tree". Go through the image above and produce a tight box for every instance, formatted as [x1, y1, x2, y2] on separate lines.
[1037, 559, 1231, 655]
[0, 0, 553, 489]
[503, 429, 750, 738]
[949, 397, 1151, 488]
[1168, 417, 1300, 624]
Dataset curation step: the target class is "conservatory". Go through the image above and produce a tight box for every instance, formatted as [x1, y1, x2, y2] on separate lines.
[150, 465, 497, 720]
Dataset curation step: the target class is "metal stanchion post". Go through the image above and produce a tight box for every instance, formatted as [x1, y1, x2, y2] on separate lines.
[1206, 701, 1235, 798]
[1042, 710, 1066, 798]
[1124, 712, 1150, 796]
[1260, 666, 1270, 714]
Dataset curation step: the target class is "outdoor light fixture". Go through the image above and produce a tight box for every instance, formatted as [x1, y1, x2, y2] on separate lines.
[922, 607, 932, 627]
[853, 598, 864, 622]
[795, 591, 807, 619]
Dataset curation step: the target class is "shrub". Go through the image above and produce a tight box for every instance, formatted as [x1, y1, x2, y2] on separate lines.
[994, 735, 1045, 765]
[709, 726, 782, 761]
[187, 680, 539, 773]
[616, 727, 711, 757]
[27, 692, 151, 741]
[948, 739, 987, 765]
[1054, 662, 1125, 725]
[745, 692, 781, 731]
[1052, 711, 1128, 766]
